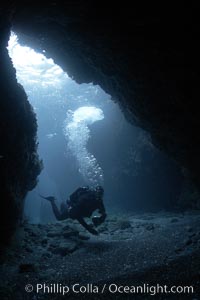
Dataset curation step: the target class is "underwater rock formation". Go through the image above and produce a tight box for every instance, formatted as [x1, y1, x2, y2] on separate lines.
[0, 2, 196, 244]
[0, 12, 42, 245]
[10, 3, 194, 183]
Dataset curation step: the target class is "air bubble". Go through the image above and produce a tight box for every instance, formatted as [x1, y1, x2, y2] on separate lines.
[64, 107, 104, 185]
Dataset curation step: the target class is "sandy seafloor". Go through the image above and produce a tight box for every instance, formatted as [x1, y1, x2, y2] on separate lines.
[0, 211, 200, 299]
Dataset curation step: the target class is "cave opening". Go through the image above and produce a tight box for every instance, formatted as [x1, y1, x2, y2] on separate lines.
[8, 32, 183, 224]
[1, 4, 199, 296]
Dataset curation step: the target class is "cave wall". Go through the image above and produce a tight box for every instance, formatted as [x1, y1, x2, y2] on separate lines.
[0, 2, 196, 243]
[11, 2, 196, 183]
[0, 6, 41, 245]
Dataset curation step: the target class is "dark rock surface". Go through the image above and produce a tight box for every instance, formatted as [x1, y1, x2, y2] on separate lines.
[0, 8, 42, 246]
[0, 212, 199, 299]
[0, 2, 197, 244]
[10, 2, 194, 184]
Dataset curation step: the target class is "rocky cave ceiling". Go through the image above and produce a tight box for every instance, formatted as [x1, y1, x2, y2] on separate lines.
[10, 2, 195, 181]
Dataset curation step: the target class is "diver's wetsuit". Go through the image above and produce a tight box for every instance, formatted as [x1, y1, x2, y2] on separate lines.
[48, 187, 106, 235]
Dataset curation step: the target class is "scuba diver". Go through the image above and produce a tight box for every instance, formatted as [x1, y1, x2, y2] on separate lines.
[40, 186, 106, 235]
